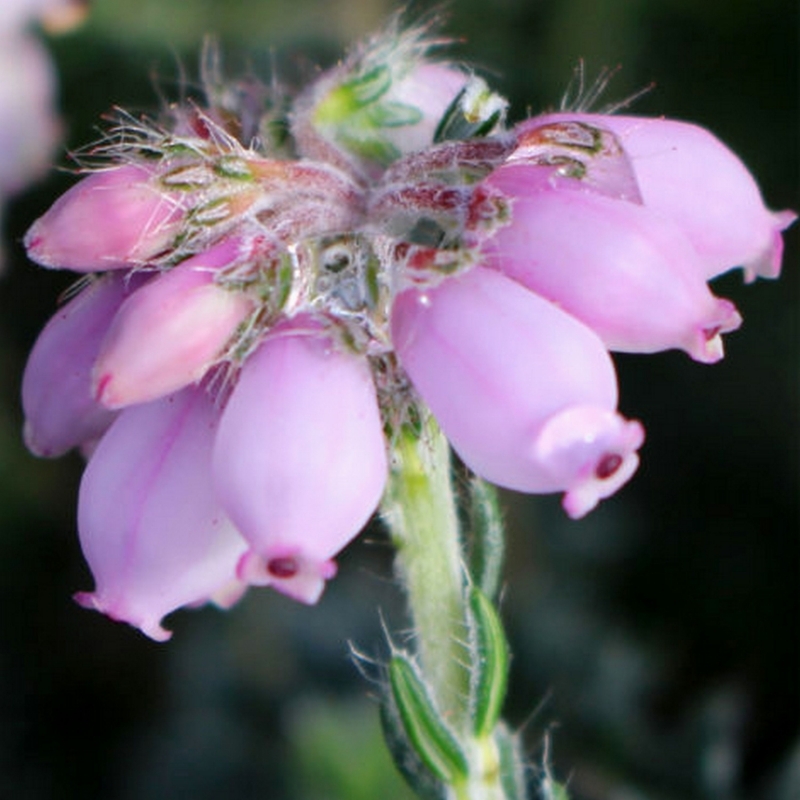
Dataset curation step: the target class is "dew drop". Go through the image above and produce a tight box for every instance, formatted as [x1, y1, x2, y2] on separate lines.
[595, 453, 623, 480]
[267, 557, 299, 579]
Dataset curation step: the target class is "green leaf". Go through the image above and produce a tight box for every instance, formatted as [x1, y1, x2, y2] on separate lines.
[379, 692, 448, 800]
[467, 477, 504, 601]
[388, 655, 470, 785]
[468, 587, 510, 737]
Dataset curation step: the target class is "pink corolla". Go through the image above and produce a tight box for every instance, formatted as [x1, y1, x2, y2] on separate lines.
[22, 272, 147, 457]
[24, 164, 188, 270]
[93, 238, 256, 409]
[474, 114, 795, 361]
[213, 326, 388, 604]
[75, 386, 249, 642]
[512, 114, 796, 282]
[19, 23, 793, 638]
[391, 267, 644, 517]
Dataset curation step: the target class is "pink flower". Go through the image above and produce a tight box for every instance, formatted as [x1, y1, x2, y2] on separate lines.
[512, 114, 796, 282]
[93, 238, 256, 409]
[25, 164, 188, 270]
[22, 272, 148, 457]
[20, 26, 792, 638]
[481, 163, 742, 361]
[75, 386, 248, 641]
[212, 325, 388, 604]
[391, 266, 644, 518]
[473, 113, 796, 361]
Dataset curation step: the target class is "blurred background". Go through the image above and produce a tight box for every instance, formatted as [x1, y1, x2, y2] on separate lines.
[0, 0, 796, 798]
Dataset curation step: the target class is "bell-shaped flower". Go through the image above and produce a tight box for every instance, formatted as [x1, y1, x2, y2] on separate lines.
[213, 325, 388, 603]
[24, 164, 187, 271]
[515, 114, 796, 281]
[481, 163, 742, 362]
[22, 273, 148, 457]
[391, 266, 645, 518]
[75, 386, 249, 641]
[93, 239, 256, 409]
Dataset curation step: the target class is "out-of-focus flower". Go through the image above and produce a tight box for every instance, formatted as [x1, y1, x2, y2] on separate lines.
[0, 0, 87, 268]
[21, 21, 794, 638]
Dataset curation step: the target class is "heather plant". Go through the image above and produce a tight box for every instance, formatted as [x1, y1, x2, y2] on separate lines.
[17, 15, 794, 799]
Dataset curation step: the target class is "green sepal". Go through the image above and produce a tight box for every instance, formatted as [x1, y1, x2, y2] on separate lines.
[467, 476, 505, 602]
[388, 654, 470, 785]
[346, 65, 393, 107]
[367, 101, 424, 129]
[468, 587, 510, 737]
[434, 77, 508, 143]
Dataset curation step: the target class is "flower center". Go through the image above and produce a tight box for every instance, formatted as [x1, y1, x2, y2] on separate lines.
[267, 557, 299, 578]
[595, 453, 623, 480]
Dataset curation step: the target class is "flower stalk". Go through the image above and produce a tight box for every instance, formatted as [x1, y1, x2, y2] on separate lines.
[382, 411, 468, 723]
[381, 409, 526, 799]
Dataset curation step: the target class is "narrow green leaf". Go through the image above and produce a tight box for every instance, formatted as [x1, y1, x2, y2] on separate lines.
[389, 655, 470, 785]
[467, 476, 504, 601]
[379, 695, 447, 800]
[469, 587, 509, 737]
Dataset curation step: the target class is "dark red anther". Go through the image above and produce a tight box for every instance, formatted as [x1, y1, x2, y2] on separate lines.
[595, 453, 623, 480]
[267, 557, 299, 579]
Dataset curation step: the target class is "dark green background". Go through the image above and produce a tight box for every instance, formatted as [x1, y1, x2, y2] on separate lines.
[0, 1, 796, 798]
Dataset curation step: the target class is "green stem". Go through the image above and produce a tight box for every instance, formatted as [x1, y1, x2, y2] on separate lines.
[381, 412, 469, 726]
[381, 409, 528, 799]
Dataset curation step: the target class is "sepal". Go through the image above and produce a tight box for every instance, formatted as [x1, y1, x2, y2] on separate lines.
[434, 75, 509, 143]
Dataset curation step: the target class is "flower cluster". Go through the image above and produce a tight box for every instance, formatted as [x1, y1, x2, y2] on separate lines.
[22, 24, 794, 639]
[0, 0, 87, 268]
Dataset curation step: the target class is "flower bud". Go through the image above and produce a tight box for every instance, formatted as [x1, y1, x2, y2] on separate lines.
[391, 266, 644, 517]
[482, 163, 743, 362]
[75, 386, 248, 641]
[517, 114, 796, 281]
[25, 164, 186, 270]
[213, 326, 388, 603]
[291, 25, 469, 176]
[93, 238, 256, 409]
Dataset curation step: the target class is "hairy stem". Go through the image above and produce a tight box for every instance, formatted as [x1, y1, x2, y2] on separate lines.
[382, 412, 469, 727]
